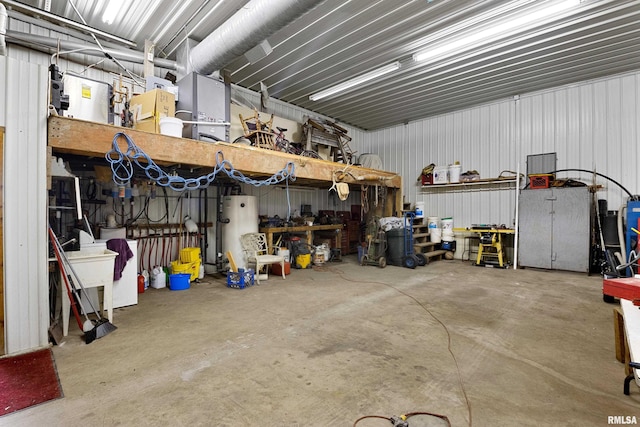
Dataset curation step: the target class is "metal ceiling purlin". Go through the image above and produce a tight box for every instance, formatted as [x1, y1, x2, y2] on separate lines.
[10, 0, 640, 130]
[230, 0, 397, 87]
[237, 0, 451, 99]
[324, 18, 640, 128]
[296, 1, 640, 129]
[296, 2, 592, 114]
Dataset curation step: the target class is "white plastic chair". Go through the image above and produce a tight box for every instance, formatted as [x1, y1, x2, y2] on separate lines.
[240, 232, 286, 284]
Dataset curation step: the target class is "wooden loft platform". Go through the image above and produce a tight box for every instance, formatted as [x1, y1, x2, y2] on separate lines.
[48, 116, 403, 215]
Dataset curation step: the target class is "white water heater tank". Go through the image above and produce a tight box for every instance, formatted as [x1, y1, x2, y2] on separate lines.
[221, 195, 258, 270]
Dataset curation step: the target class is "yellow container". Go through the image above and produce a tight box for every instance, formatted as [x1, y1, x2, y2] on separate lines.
[180, 247, 201, 263]
[296, 253, 311, 269]
[171, 259, 200, 281]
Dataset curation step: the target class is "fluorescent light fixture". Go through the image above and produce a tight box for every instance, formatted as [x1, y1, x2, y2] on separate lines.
[413, 0, 580, 63]
[309, 61, 401, 101]
[102, 0, 123, 25]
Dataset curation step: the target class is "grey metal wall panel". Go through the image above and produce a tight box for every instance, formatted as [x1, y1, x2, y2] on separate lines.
[1, 57, 49, 354]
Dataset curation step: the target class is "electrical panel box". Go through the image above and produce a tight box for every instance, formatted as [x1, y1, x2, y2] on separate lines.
[63, 73, 113, 124]
[176, 73, 230, 142]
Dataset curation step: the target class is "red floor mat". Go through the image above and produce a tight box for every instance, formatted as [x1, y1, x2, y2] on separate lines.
[0, 348, 63, 416]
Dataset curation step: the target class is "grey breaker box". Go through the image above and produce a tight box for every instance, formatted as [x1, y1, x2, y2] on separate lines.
[63, 73, 114, 124]
[176, 73, 230, 142]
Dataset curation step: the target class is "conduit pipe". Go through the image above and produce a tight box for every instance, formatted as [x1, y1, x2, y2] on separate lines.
[189, 0, 325, 75]
[0, 3, 6, 56]
[6, 30, 177, 70]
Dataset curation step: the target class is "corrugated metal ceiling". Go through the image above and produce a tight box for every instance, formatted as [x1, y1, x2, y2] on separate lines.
[9, 0, 640, 130]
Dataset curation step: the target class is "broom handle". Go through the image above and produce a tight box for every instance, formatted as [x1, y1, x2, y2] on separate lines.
[50, 228, 104, 320]
[48, 227, 85, 331]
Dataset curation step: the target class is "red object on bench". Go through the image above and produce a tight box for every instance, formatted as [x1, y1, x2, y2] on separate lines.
[603, 277, 640, 305]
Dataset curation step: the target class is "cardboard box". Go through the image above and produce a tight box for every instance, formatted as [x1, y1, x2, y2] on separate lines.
[130, 89, 175, 133]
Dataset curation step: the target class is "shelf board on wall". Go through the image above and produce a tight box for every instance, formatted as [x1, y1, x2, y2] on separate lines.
[421, 178, 517, 191]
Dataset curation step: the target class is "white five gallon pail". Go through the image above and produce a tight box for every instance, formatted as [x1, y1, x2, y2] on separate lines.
[430, 228, 442, 243]
[441, 217, 454, 242]
[159, 117, 183, 137]
[449, 164, 462, 183]
[427, 216, 440, 230]
[415, 202, 425, 219]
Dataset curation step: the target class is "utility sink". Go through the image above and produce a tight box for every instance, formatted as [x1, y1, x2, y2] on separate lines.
[61, 249, 118, 286]
[56, 249, 118, 337]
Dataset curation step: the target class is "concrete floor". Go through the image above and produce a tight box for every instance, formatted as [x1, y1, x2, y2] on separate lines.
[2, 257, 640, 426]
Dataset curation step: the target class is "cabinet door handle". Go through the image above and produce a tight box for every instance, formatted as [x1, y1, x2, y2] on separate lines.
[545, 196, 557, 201]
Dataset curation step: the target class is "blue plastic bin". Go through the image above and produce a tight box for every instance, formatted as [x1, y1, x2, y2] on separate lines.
[226, 268, 255, 289]
[169, 273, 191, 291]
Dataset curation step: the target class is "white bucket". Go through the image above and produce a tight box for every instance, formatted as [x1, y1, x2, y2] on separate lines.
[441, 217, 454, 231]
[442, 230, 456, 242]
[430, 228, 442, 243]
[277, 248, 290, 262]
[427, 216, 440, 230]
[449, 164, 462, 183]
[415, 202, 425, 219]
[433, 166, 448, 184]
[159, 117, 183, 137]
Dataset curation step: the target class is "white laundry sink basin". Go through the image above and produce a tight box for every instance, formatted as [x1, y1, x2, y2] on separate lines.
[63, 249, 118, 286]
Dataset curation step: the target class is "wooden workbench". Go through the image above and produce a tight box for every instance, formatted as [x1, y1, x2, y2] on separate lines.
[259, 224, 343, 254]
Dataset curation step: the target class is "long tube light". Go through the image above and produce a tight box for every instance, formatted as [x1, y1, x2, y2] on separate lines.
[309, 61, 401, 101]
[2, 0, 136, 47]
[102, 0, 123, 25]
[413, 0, 580, 64]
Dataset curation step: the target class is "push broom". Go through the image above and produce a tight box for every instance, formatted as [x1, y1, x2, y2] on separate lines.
[48, 226, 117, 344]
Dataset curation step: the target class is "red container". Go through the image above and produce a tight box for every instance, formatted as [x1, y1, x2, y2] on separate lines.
[529, 174, 553, 189]
[421, 173, 433, 185]
[271, 261, 291, 276]
[137, 275, 145, 293]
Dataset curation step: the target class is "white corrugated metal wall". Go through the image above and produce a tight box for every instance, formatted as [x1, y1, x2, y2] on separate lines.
[365, 70, 640, 257]
[0, 56, 49, 355]
[366, 100, 518, 228]
[518, 72, 640, 209]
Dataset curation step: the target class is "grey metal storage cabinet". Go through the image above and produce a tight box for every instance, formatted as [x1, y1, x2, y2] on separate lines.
[518, 187, 591, 272]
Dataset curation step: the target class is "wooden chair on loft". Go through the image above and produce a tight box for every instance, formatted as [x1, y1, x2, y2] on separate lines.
[240, 232, 286, 284]
[239, 109, 276, 150]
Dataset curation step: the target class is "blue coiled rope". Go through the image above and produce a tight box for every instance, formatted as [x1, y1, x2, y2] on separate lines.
[105, 132, 296, 191]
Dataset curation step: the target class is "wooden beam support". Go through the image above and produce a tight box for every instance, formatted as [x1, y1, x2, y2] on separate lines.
[48, 116, 402, 190]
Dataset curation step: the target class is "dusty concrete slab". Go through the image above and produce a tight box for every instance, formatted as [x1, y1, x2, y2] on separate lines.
[3, 258, 639, 426]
